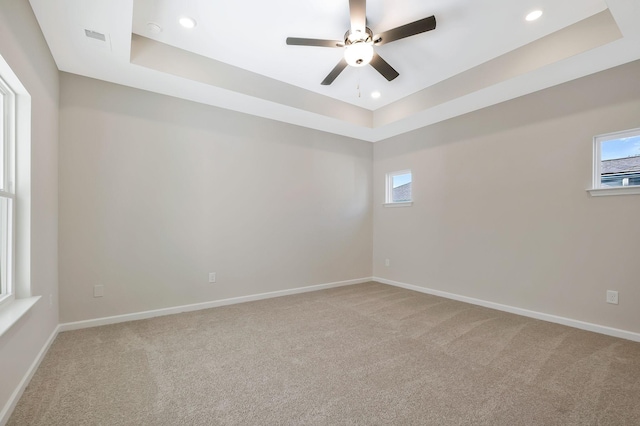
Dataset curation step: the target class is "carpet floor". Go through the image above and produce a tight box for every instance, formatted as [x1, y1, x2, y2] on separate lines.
[8, 282, 640, 425]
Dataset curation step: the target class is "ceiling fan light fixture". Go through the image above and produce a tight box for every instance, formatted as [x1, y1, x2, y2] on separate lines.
[344, 42, 374, 67]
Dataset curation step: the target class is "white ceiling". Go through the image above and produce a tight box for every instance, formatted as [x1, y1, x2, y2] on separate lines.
[29, 0, 640, 142]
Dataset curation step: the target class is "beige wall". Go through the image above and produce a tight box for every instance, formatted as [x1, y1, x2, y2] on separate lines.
[58, 73, 373, 323]
[0, 0, 59, 416]
[373, 60, 640, 333]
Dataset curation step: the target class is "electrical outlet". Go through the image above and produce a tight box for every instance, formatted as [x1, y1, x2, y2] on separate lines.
[385, 259, 390, 267]
[606, 290, 618, 305]
[94, 285, 104, 298]
[209, 272, 216, 283]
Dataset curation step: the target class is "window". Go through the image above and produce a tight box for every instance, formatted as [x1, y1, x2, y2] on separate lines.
[385, 170, 412, 206]
[0, 75, 15, 306]
[0, 54, 36, 337]
[589, 128, 640, 196]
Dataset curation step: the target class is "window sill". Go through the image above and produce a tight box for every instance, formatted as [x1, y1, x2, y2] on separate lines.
[383, 202, 413, 207]
[0, 296, 40, 338]
[587, 186, 640, 197]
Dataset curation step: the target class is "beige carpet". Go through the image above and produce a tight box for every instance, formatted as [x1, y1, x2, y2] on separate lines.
[9, 282, 640, 425]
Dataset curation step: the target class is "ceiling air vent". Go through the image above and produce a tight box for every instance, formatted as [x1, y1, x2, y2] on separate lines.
[83, 29, 111, 51]
[84, 29, 106, 42]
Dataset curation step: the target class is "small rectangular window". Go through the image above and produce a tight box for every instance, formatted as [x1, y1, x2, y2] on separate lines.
[591, 128, 640, 196]
[385, 170, 412, 206]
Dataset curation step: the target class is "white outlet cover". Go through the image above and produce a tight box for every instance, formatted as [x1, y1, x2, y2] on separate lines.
[606, 290, 619, 304]
[94, 285, 104, 298]
[209, 272, 216, 283]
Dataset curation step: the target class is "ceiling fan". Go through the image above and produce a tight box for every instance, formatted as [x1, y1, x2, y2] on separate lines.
[286, 0, 436, 85]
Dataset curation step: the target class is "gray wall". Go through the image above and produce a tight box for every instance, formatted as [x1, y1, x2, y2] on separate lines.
[0, 0, 59, 415]
[58, 73, 373, 323]
[373, 60, 640, 333]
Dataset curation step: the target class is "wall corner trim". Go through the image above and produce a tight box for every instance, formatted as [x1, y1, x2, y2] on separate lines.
[373, 277, 640, 343]
[0, 324, 60, 426]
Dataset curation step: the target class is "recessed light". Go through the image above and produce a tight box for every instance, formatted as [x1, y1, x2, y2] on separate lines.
[179, 17, 197, 29]
[371, 91, 381, 99]
[525, 10, 543, 21]
[147, 22, 162, 34]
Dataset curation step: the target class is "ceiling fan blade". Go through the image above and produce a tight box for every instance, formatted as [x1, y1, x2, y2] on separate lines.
[321, 58, 348, 85]
[374, 15, 436, 46]
[370, 53, 399, 81]
[349, 0, 367, 32]
[286, 37, 344, 48]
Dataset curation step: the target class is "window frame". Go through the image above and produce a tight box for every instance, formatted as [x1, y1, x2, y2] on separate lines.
[588, 127, 640, 197]
[0, 53, 38, 339]
[384, 169, 413, 207]
[0, 75, 16, 307]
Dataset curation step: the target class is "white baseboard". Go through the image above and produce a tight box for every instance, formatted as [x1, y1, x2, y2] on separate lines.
[59, 277, 373, 332]
[0, 324, 60, 426]
[13, 275, 635, 426]
[374, 277, 640, 343]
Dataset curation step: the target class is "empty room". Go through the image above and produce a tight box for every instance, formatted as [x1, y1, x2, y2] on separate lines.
[1, 0, 640, 424]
